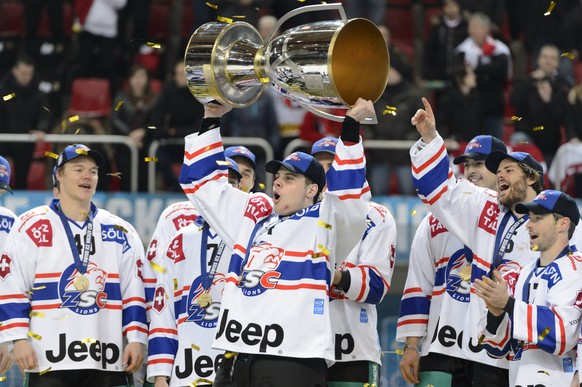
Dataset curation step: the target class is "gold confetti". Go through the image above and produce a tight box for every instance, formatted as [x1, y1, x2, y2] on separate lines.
[0, 376, 6, 381]
[478, 334, 485, 345]
[42, 105, 53, 114]
[3, 92, 15, 101]
[28, 331, 42, 340]
[216, 160, 229, 166]
[317, 220, 332, 230]
[0, 322, 2, 327]
[297, 0, 306, 2]
[532, 245, 539, 251]
[25, 290, 33, 295]
[74, 128, 81, 135]
[538, 327, 551, 340]
[533, 126, 544, 131]
[147, 125, 157, 130]
[29, 311, 45, 318]
[174, 278, 178, 291]
[190, 380, 213, 387]
[223, 351, 237, 359]
[32, 285, 46, 290]
[538, 370, 550, 375]
[39, 367, 52, 376]
[217, 15, 233, 23]
[544, 1, 556, 15]
[205, 1, 218, 9]
[68, 115, 80, 123]
[76, 148, 88, 155]
[145, 157, 159, 162]
[511, 116, 523, 121]
[232, 15, 246, 19]
[316, 244, 331, 256]
[191, 343, 200, 351]
[411, 210, 417, 216]
[151, 262, 166, 273]
[258, 183, 265, 189]
[137, 378, 144, 384]
[54, 315, 69, 320]
[395, 349, 404, 355]
[114, 100, 124, 110]
[382, 109, 397, 116]
[45, 151, 59, 159]
[82, 338, 97, 344]
[107, 172, 122, 179]
[146, 42, 161, 49]
[114, 224, 128, 233]
[561, 52, 575, 60]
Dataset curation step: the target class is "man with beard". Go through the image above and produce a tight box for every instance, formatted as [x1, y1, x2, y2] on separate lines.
[398, 135, 511, 387]
[407, 97, 571, 385]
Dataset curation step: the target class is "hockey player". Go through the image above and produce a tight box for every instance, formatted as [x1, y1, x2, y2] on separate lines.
[0, 155, 16, 375]
[310, 136, 397, 386]
[474, 190, 582, 386]
[224, 146, 256, 193]
[147, 157, 243, 387]
[179, 99, 371, 386]
[0, 144, 148, 386]
[398, 135, 510, 386]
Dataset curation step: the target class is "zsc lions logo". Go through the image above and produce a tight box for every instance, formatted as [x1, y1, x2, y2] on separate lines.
[445, 249, 471, 302]
[238, 242, 283, 297]
[59, 262, 108, 315]
[185, 274, 225, 328]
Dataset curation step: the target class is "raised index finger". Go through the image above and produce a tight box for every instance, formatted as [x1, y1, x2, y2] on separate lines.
[421, 97, 435, 121]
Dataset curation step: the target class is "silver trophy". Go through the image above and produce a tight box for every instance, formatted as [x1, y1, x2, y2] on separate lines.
[184, 3, 389, 123]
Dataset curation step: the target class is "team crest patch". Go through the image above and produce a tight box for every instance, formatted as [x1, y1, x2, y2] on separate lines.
[59, 263, 108, 315]
[185, 275, 225, 328]
[238, 242, 283, 296]
[445, 249, 471, 303]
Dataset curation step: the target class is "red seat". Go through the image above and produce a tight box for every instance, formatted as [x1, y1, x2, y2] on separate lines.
[0, 1, 24, 37]
[148, 2, 170, 40]
[69, 78, 112, 118]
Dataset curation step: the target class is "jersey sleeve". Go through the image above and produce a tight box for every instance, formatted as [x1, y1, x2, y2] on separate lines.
[341, 203, 396, 304]
[510, 264, 582, 356]
[0, 217, 36, 343]
[396, 214, 436, 342]
[478, 313, 513, 358]
[179, 129, 273, 246]
[319, 137, 370, 267]
[119, 223, 148, 344]
[146, 241, 179, 382]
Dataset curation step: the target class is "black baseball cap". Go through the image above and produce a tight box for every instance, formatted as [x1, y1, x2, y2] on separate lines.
[265, 152, 326, 192]
[515, 190, 580, 225]
[453, 135, 507, 165]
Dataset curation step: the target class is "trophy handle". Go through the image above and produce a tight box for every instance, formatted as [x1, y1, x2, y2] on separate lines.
[265, 3, 347, 42]
[298, 103, 378, 125]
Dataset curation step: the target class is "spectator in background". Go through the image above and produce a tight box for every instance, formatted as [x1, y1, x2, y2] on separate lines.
[437, 63, 483, 142]
[364, 25, 421, 196]
[112, 64, 159, 191]
[565, 78, 582, 142]
[258, 14, 278, 40]
[269, 90, 307, 159]
[457, 0, 504, 37]
[455, 12, 511, 140]
[151, 60, 204, 191]
[299, 109, 345, 144]
[24, 0, 64, 54]
[344, 0, 385, 25]
[510, 44, 569, 168]
[422, 0, 468, 83]
[560, 3, 582, 87]
[75, 0, 127, 96]
[0, 56, 50, 190]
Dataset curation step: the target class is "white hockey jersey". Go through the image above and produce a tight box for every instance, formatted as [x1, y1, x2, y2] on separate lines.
[397, 213, 505, 367]
[147, 218, 232, 386]
[0, 201, 148, 373]
[144, 201, 199, 314]
[479, 251, 582, 386]
[0, 206, 16, 250]
[179, 128, 369, 361]
[329, 201, 396, 365]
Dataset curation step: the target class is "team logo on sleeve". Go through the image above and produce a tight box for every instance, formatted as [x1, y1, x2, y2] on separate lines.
[0, 215, 13, 233]
[238, 242, 283, 296]
[0, 253, 12, 280]
[153, 285, 166, 314]
[244, 196, 272, 222]
[146, 239, 158, 262]
[101, 225, 130, 253]
[445, 249, 471, 302]
[26, 219, 53, 247]
[172, 214, 197, 230]
[478, 201, 500, 235]
[185, 275, 225, 328]
[59, 263, 108, 315]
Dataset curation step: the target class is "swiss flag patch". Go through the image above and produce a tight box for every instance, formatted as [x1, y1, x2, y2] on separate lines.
[153, 285, 166, 314]
[147, 239, 158, 262]
[0, 253, 12, 280]
[478, 201, 500, 235]
[26, 219, 53, 247]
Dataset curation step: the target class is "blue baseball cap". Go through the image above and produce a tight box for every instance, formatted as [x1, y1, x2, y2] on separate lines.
[485, 151, 544, 178]
[56, 144, 105, 169]
[0, 156, 13, 194]
[311, 136, 338, 156]
[224, 146, 256, 169]
[453, 135, 507, 165]
[223, 156, 242, 180]
[265, 151, 326, 191]
[515, 190, 580, 225]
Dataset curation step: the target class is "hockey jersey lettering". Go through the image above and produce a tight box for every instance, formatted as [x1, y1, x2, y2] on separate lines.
[45, 333, 120, 369]
[179, 128, 369, 361]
